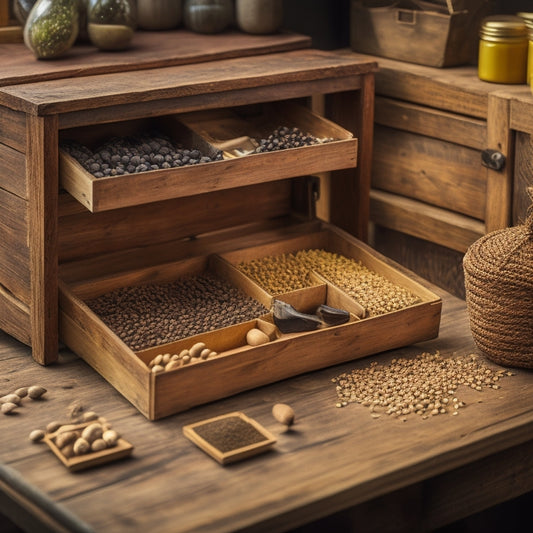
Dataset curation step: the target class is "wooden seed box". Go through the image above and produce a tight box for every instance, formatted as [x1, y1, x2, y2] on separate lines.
[350, 0, 490, 68]
[59, 225, 442, 420]
[58, 102, 357, 213]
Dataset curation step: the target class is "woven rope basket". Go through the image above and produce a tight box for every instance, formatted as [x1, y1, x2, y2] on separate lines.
[463, 191, 533, 369]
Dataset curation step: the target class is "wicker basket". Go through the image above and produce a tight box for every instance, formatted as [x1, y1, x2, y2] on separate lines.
[463, 192, 533, 369]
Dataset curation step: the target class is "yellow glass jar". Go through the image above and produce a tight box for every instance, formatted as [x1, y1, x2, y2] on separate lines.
[478, 15, 528, 84]
[517, 12, 533, 85]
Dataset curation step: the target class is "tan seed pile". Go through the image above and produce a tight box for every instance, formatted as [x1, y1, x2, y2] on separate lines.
[331, 351, 513, 420]
[30, 410, 121, 459]
[148, 342, 218, 372]
[238, 249, 420, 316]
[87, 272, 268, 351]
[1, 386, 47, 415]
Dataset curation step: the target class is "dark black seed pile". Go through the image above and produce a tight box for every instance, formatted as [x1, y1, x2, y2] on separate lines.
[86, 272, 268, 351]
[61, 131, 223, 178]
[254, 126, 329, 153]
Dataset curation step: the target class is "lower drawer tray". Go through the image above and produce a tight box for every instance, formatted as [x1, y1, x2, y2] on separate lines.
[59, 224, 442, 420]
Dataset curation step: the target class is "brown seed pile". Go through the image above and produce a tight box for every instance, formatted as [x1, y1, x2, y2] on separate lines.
[331, 351, 513, 420]
[238, 249, 420, 316]
[87, 272, 268, 351]
[254, 126, 329, 153]
[61, 131, 223, 178]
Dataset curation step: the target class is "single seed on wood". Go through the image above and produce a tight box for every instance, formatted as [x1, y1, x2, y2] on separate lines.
[1, 402, 17, 414]
[61, 443, 76, 459]
[272, 403, 295, 426]
[81, 423, 103, 443]
[28, 386, 47, 399]
[1, 394, 21, 405]
[15, 387, 28, 398]
[189, 342, 206, 358]
[73, 438, 90, 455]
[102, 430, 119, 447]
[91, 439, 107, 452]
[82, 411, 99, 422]
[55, 431, 78, 449]
[246, 328, 270, 346]
[29, 429, 45, 442]
[46, 420, 63, 433]
[165, 360, 181, 371]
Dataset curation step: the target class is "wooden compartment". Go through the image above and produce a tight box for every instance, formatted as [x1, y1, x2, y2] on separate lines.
[59, 102, 357, 213]
[59, 224, 442, 420]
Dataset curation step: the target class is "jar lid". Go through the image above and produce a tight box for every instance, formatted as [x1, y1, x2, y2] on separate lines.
[517, 12, 533, 33]
[480, 15, 528, 41]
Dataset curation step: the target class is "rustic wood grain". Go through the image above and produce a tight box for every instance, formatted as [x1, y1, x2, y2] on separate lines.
[57, 181, 293, 263]
[513, 132, 533, 225]
[0, 50, 377, 117]
[0, 105, 25, 151]
[371, 225, 466, 300]
[485, 93, 513, 232]
[0, 286, 531, 532]
[0, 188, 30, 304]
[374, 96, 487, 151]
[372, 125, 486, 220]
[0, 141, 26, 198]
[370, 189, 484, 253]
[27, 115, 58, 365]
[0, 30, 311, 88]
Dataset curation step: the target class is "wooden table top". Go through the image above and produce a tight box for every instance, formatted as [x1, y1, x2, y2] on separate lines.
[1, 285, 532, 532]
[0, 29, 311, 88]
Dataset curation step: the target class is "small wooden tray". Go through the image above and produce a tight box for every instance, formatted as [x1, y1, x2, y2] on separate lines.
[183, 412, 276, 465]
[43, 422, 134, 472]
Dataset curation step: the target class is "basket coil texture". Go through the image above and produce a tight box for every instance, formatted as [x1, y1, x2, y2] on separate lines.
[463, 202, 533, 369]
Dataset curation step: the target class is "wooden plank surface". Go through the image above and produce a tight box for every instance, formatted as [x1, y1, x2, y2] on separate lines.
[372, 125, 487, 220]
[0, 50, 378, 116]
[0, 30, 311, 88]
[353, 53, 515, 120]
[0, 285, 532, 532]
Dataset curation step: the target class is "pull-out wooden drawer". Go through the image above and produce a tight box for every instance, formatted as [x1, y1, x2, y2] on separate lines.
[59, 224, 441, 420]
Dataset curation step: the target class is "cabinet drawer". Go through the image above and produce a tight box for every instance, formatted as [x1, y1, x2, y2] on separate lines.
[59, 102, 357, 213]
[59, 224, 441, 420]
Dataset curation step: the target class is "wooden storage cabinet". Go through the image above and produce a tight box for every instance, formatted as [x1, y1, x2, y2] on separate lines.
[4, 36, 446, 419]
[355, 55, 516, 297]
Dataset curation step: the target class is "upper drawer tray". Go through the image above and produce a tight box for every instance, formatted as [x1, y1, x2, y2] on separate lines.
[59, 102, 357, 213]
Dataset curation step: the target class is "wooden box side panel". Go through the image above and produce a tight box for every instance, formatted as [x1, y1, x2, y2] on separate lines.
[0, 141, 26, 199]
[58, 180, 294, 264]
[0, 105, 25, 152]
[372, 125, 486, 220]
[0, 188, 30, 305]
[152, 301, 441, 419]
[0, 283, 30, 345]
[59, 282, 151, 418]
[513, 131, 533, 226]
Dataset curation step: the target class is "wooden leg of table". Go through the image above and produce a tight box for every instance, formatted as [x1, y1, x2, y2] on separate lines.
[27, 115, 58, 365]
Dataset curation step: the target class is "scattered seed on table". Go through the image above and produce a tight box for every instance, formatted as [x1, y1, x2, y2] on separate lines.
[331, 351, 513, 420]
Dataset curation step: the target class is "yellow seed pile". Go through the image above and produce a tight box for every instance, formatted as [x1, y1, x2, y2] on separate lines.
[331, 351, 513, 420]
[238, 248, 420, 316]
